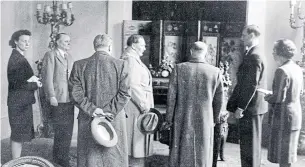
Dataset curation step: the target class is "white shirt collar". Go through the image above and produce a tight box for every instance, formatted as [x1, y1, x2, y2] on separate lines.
[57, 48, 66, 58]
[245, 44, 257, 55]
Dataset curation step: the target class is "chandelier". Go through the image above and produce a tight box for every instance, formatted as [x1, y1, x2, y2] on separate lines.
[36, 0, 75, 49]
[290, 0, 305, 63]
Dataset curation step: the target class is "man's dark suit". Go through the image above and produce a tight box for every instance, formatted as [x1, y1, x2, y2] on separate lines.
[227, 46, 268, 167]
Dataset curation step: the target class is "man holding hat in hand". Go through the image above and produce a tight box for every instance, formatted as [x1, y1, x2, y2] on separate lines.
[69, 34, 131, 167]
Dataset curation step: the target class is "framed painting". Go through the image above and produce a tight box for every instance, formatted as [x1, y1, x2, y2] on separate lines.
[162, 21, 186, 67]
[200, 33, 220, 67]
[163, 35, 183, 67]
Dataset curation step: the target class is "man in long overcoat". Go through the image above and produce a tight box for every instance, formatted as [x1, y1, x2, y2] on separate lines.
[226, 25, 268, 167]
[69, 34, 131, 167]
[164, 41, 224, 167]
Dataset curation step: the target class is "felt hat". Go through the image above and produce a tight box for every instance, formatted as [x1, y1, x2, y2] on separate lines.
[91, 117, 118, 147]
[137, 108, 163, 134]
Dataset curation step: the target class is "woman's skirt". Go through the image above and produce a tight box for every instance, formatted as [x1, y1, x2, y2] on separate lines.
[8, 104, 34, 142]
[268, 113, 300, 164]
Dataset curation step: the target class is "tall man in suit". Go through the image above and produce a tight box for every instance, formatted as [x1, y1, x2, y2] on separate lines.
[227, 25, 268, 167]
[42, 33, 74, 167]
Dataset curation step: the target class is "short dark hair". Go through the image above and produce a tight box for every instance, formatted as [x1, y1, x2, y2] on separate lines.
[55, 33, 68, 42]
[93, 34, 112, 49]
[274, 39, 297, 59]
[54, 33, 68, 47]
[9, 29, 31, 48]
[127, 34, 144, 46]
[244, 25, 261, 37]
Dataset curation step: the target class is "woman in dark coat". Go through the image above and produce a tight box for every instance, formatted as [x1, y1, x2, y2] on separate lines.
[7, 30, 42, 159]
[265, 39, 303, 167]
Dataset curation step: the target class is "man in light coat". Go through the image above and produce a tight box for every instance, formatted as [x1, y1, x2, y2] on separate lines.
[69, 34, 131, 167]
[121, 35, 154, 165]
[41, 33, 74, 167]
[163, 41, 224, 167]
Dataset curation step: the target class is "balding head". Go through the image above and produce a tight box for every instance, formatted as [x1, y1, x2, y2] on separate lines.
[93, 34, 112, 51]
[189, 41, 208, 61]
[190, 41, 207, 55]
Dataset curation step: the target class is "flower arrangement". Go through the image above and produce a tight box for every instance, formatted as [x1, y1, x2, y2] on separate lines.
[219, 61, 232, 92]
[149, 57, 174, 78]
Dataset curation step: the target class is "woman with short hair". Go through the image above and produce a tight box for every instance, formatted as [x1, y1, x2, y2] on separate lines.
[7, 30, 42, 159]
[265, 39, 303, 167]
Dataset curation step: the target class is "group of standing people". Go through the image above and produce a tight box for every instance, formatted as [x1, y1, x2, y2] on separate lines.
[226, 25, 302, 167]
[161, 25, 303, 167]
[7, 31, 155, 167]
[6, 24, 303, 167]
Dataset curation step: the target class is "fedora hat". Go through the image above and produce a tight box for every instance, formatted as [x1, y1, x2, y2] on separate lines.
[91, 117, 118, 147]
[137, 108, 163, 134]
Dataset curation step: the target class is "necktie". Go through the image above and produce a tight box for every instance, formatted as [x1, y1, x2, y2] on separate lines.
[64, 53, 69, 78]
[244, 49, 248, 56]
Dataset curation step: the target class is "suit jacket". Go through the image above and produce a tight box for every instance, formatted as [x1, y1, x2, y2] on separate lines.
[68, 51, 131, 167]
[227, 46, 268, 115]
[41, 48, 74, 103]
[266, 60, 303, 130]
[7, 49, 38, 107]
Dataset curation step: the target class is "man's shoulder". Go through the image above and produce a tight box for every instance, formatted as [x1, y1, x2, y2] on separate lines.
[74, 57, 91, 66]
[250, 46, 264, 59]
[105, 56, 125, 66]
[43, 49, 57, 58]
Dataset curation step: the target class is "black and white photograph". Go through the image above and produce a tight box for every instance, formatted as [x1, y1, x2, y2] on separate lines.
[1, 0, 305, 167]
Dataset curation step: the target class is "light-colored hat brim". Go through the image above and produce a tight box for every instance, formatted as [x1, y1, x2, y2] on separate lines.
[91, 117, 118, 147]
[137, 108, 162, 134]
